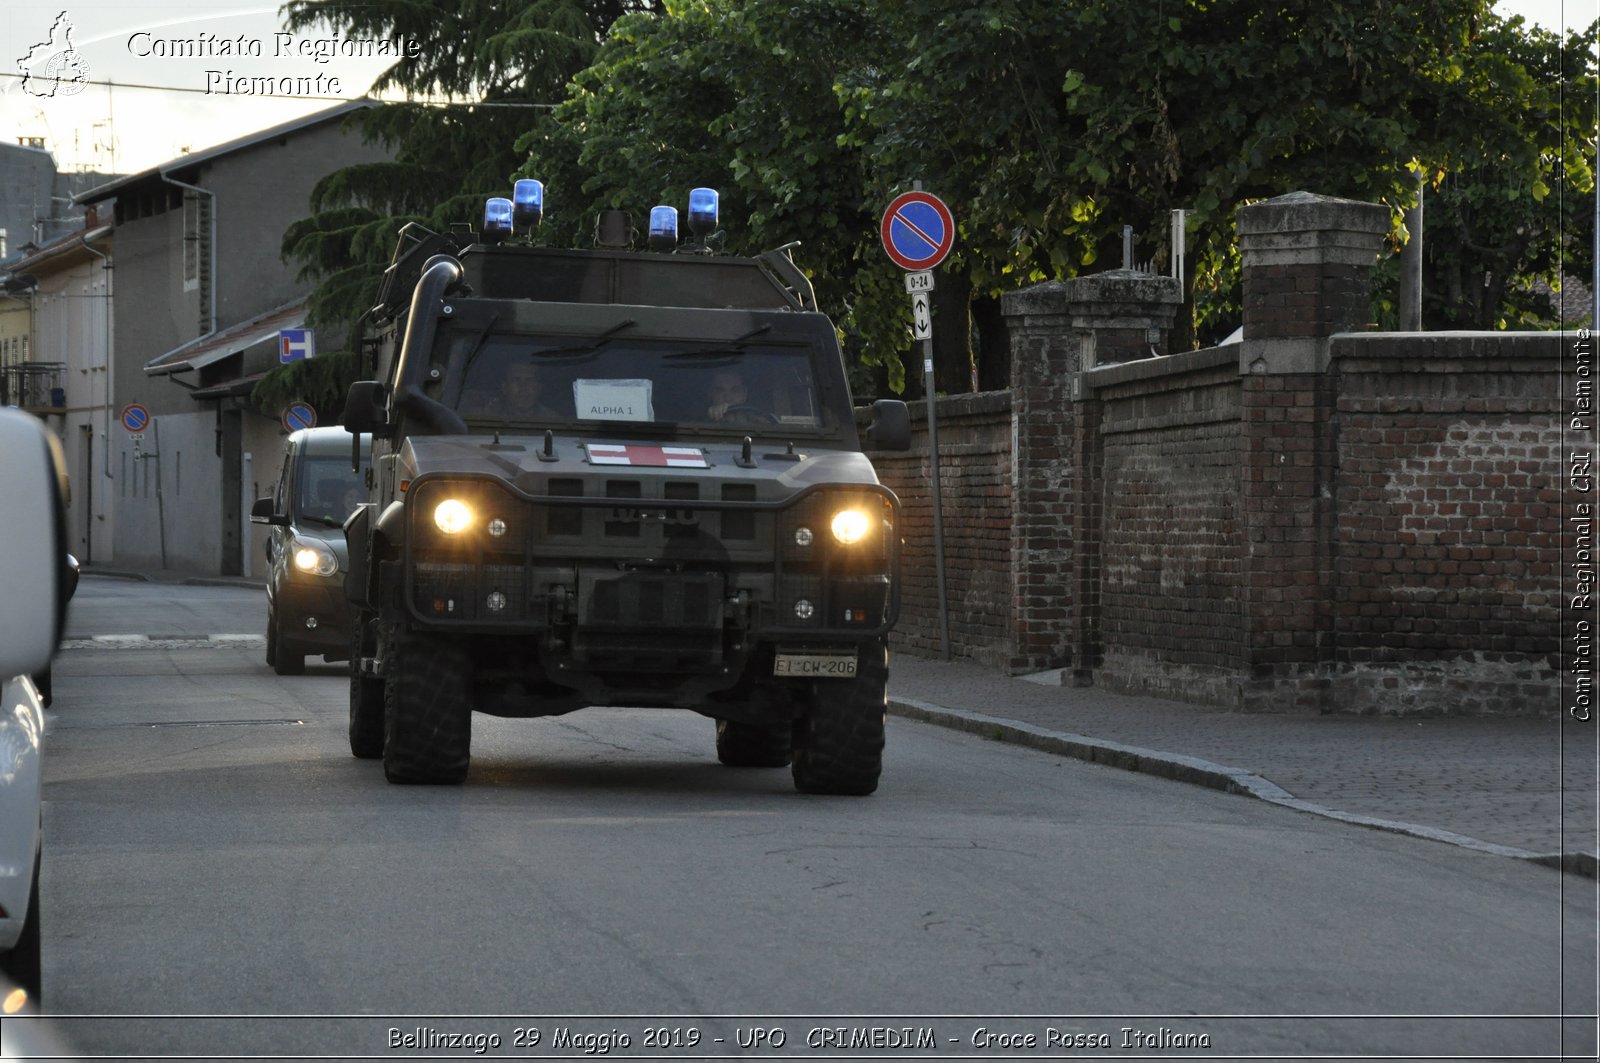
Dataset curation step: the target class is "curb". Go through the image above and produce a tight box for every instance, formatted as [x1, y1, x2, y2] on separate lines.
[888, 696, 1598, 880]
[80, 568, 264, 590]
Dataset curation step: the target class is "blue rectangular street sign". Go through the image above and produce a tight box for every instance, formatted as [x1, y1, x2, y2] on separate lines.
[279, 328, 315, 364]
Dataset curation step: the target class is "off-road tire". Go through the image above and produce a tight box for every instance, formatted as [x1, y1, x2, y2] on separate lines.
[270, 607, 304, 676]
[715, 719, 792, 767]
[382, 625, 471, 784]
[790, 640, 887, 795]
[0, 851, 41, 1009]
[348, 612, 384, 759]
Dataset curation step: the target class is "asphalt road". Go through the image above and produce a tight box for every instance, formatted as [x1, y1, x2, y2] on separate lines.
[20, 577, 1596, 1060]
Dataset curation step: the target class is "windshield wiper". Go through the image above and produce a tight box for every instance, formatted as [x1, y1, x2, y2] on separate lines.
[458, 312, 501, 379]
[536, 318, 637, 359]
[663, 324, 773, 360]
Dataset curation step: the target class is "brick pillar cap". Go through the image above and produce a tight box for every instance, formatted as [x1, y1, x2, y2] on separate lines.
[1238, 190, 1389, 239]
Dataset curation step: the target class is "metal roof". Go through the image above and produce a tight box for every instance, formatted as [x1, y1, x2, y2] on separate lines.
[144, 300, 306, 375]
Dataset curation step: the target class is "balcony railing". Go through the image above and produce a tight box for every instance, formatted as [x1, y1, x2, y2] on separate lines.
[0, 362, 67, 410]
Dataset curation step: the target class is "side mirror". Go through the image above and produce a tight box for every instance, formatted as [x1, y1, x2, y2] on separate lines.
[343, 381, 391, 437]
[250, 497, 289, 526]
[864, 399, 911, 452]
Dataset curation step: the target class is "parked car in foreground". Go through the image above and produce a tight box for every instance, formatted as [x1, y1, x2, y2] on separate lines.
[0, 407, 73, 1012]
[251, 427, 370, 676]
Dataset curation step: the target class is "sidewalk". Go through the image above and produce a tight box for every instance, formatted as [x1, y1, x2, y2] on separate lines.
[887, 654, 1599, 878]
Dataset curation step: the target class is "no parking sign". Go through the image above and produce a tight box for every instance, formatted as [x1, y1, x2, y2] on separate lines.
[880, 190, 955, 272]
[282, 402, 317, 433]
[120, 402, 150, 438]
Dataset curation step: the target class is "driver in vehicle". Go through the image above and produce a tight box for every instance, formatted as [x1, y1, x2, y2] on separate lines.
[481, 359, 561, 420]
[705, 367, 768, 423]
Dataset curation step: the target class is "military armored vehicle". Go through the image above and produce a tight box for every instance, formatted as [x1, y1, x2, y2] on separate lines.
[341, 183, 910, 793]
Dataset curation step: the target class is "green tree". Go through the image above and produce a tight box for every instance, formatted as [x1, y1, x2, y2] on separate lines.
[1407, 15, 1597, 329]
[516, 1, 889, 377]
[524, 0, 1582, 399]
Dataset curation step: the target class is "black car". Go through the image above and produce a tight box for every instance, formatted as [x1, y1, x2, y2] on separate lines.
[252, 427, 369, 675]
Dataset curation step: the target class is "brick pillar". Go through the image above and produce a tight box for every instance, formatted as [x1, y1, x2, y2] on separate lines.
[1237, 191, 1388, 710]
[1002, 271, 1182, 675]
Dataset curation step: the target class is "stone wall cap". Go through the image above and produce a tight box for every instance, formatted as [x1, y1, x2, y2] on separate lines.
[1331, 330, 1566, 360]
[1081, 345, 1237, 391]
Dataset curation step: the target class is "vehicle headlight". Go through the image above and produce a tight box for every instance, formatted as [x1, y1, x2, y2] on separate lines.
[291, 538, 339, 577]
[433, 498, 474, 535]
[830, 507, 872, 545]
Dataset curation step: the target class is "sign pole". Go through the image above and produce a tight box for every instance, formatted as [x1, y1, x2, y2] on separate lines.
[883, 186, 957, 662]
[922, 334, 950, 660]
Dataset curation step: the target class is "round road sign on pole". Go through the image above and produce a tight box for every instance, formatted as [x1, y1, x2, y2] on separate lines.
[282, 402, 317, 433]
[881, 190, 955, 272]
[120, 403, 150, 436]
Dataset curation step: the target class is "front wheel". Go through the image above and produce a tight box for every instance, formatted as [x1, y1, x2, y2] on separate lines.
[383, 626, 471, 784]
[270, 606, 304, 676]
[715, 718, 792, 768]
[791, 641, 887, 796]
[348, 612, 384, 759]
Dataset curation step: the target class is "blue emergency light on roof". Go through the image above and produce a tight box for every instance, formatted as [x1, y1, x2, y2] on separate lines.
[512, 179, 544, 233]
[647, 205, 679, 251]
[483, 197, 513, 243]
[688, 187, 719, 237]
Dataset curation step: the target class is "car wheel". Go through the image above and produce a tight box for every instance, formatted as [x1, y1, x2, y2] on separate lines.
[715, 718, 792, 767]
[791, 640, 886, 796]
[270, 608, 304, 676]
[348, 612, 384, 759]
[0, 851, 41, 1010]
[31, 667, 51, 709]
[382, 625, 471, 784]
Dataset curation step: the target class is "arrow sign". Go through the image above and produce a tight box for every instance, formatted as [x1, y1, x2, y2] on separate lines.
[120, 402, 150, 435]
[282, 402, 317, 433]
[910, 290, 932, 340]
[881, 191, 955, 272]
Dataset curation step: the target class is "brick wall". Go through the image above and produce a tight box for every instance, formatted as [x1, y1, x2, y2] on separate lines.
[1326, 333, 1563, 714]
[866, 391, 1014, 669]
[1085, 348, 1247, 703]
[863, 190, 1570, 715]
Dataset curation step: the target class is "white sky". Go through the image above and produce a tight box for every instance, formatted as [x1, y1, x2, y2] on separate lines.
[0, 1, 1596, 178]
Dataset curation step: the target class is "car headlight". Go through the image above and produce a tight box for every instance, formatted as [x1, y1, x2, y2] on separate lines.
[433, 498, 474, 535]
[291, 538, 339, 577]
[830, 507, 872, 545]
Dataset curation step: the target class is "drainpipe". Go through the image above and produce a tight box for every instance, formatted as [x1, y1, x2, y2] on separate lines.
[79, 232, 111, 567]
[78, 233, 113, 482]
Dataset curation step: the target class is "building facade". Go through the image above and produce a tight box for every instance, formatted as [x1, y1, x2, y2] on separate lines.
[5, 220, 115, 565]
[75, 101, 388, 576]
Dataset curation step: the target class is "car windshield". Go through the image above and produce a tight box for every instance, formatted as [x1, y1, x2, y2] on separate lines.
[450, 336, 834, 435]
[296, 457, 366, 527]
